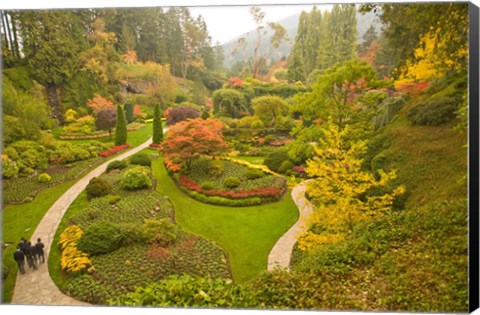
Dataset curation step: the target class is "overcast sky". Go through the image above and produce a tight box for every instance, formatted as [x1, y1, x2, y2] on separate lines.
[189, 4, 325, 44]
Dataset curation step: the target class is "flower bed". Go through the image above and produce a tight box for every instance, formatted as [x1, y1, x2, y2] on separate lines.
[100, 144, 131, 158]
[172, 157, 287, 205]
[179, 175, 283, 199]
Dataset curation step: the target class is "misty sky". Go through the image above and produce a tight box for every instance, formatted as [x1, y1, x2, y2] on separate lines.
[189, 4, 327, 44]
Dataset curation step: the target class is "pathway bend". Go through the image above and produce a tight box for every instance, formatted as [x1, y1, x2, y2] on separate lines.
[11, 138, 153, 306]
[267, 179, 314, 271]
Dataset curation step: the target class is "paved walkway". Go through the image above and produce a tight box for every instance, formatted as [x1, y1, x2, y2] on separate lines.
[11, 138, 152, 306]
[267, 179, 314, 271]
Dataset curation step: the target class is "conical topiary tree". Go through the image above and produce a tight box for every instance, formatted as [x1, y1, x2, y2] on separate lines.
[115, 104, 128, 145]
[124, 102, 134, 123]
[153, 103, 164, 144]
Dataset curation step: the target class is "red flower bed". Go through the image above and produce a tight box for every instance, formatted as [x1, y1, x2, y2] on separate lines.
[99, 144, 131, 157]
[149, 143, 162, 149]
[178, 175, 282, 199]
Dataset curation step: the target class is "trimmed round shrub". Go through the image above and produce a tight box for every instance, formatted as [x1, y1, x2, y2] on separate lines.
[106, 160, 128, 172]
[37, 173, 52, 183]
[2, 157, 19, 178]
[141, 219, 178, 246]
[245, 168, 265, 180]
[77, 221, 123, 255]
[85, 177, 112, 200]
[121, 166, 153, 190]
[130, 153, 151, 167]
[108, 195, 122, 205]
[208, 159, 224, 177]
[264, 149, 290, 172]
[406, 96, 457, 126]
[201, 181, 215, 190]
[278, 160, 294, 174]
[20, 149, 48, 170]
[116, 223, 146, 245]
[223, 176, 241, 189]
[251, 120, 265, 129]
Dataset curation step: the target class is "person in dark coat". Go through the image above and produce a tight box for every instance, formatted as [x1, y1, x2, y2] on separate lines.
[24, 241, 37, 270]
[18, 237, 27, 252]
[35, 238, 45, 264]
[13, 246, 26, 274]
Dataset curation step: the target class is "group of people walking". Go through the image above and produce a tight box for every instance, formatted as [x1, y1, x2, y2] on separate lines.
[13, 238, 45, 274]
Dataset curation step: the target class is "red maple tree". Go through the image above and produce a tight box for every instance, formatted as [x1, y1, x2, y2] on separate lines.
[161, 118, 229, 169]
[87, 94, 114, 114]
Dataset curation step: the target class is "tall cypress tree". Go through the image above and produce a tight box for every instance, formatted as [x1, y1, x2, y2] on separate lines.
[124, 102, 134, 123]
[152, 103, 163, 144]
[115, 104, 128, 145]
[305, 6, 322, 76]
[316, 4, 357, 71]
[287, 11, 308, 82]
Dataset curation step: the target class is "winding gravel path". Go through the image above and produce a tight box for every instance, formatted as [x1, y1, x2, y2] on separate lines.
[11, 138, 152, 306]
[267, 179, 314, 271]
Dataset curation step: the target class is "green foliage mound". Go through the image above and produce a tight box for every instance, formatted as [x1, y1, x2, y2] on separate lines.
[223, 176, 241, 189]
[37, 173, 52, 183]
[201, 181, 215, 190]
[278, 160, 294, 174]
[140, 219, 178, 246]
[245, 169, 265, 180]
[106, 160, 128, 173]
[264, 149, 290, 173]
[86, 177, 112, 200]
[77, 221, 123, 255]
[121, 166, 153, 190]
[129, 153, 152, 167]
[109, 274, 246, 307]
[208, 159, 224, 177]
[407, 96, 457, 126]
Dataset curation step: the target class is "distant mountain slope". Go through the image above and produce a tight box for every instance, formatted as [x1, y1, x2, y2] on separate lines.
[223, 8, 381, 68]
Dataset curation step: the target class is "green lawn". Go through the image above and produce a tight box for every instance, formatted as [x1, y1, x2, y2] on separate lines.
[56, 123, 153, 147]
[152, 157, 299, 283]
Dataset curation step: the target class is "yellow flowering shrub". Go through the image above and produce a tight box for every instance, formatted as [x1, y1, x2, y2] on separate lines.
[58, 225, 92, 274]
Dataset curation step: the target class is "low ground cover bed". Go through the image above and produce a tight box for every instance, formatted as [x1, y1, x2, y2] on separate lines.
[3, 157, 103, 204]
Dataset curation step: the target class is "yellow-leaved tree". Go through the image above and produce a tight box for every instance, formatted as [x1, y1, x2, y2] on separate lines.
[395, 28, 468, 86]
[298, 120, 405, 250]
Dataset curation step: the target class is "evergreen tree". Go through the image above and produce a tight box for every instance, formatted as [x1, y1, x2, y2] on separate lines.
[152, 103, 164, 144]
[287, 11, 308, 82]
[17, 10, 88, 124]
[305, 6, 322, 77]
[115, 104, 128, 145]
[316, 4, 357, 72]
[164, 8, 185, 76]
[124, 102, 134, 123]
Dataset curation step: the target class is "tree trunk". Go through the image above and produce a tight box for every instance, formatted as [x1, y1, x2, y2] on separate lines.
[10, 13, 20, 59]
[46, 83, 65, 125]
[1, 12, 9, 50]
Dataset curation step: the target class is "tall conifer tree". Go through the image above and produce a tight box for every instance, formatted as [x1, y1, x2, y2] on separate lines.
[115, 104, 128, 145]
[152, 103, 164, 144]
